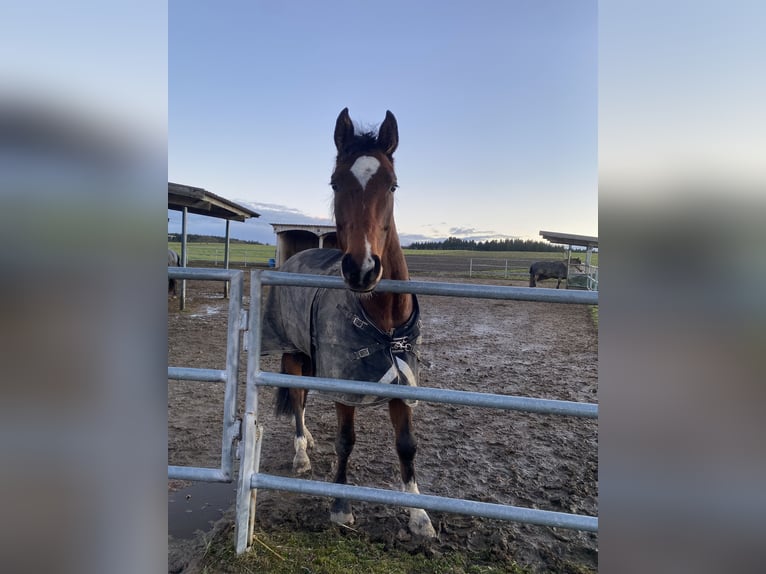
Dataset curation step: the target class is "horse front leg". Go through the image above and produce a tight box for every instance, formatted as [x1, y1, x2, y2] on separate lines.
[330, 403, 356, 525]
[389, 398, 436, 538]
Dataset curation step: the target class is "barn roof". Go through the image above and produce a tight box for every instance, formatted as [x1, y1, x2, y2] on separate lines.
[539, 230, 598, 249]
[270, 223, 336, 234]
[168, 182, 260, 221]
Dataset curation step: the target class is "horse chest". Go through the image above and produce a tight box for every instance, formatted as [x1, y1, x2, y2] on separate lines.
[260, 248, 422, 407]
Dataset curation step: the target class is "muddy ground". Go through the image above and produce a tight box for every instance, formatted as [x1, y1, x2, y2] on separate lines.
[168, 269, 598, 572]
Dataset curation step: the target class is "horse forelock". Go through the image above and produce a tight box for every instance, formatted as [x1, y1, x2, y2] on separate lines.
[336, 131, 394, 162]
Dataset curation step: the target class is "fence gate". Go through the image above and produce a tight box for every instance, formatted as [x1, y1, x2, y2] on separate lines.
[233, 269, 599, 553]
[168, 267, 247, 484]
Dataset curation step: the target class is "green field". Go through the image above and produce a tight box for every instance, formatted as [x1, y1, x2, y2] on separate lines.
[168, 242, 277, 266]
[168, 243, 598, 270]
[402, 249, 598, 282]
[403, 248, 598, 266]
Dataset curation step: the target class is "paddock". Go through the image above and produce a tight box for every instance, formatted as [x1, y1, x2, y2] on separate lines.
[168, 267, 598, 572]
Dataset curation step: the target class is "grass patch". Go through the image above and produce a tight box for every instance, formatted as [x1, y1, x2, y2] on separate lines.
[589, 305, 599, 328]
[198, 528, 533, 574]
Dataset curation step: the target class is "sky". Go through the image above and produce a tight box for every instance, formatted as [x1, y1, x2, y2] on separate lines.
[169, 1, 597, 246]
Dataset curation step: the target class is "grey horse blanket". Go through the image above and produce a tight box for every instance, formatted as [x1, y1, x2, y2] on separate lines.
[260, 248, 422, 407]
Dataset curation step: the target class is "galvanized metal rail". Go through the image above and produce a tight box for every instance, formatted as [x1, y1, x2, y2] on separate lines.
[251, 474, 598, 532]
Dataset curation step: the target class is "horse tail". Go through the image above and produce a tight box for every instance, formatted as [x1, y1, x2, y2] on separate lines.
[275, 387, 295, 417]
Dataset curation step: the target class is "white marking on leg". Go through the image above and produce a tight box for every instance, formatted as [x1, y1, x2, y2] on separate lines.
[350, 155, 380, 190]
[403, 480, 436, 538]
[293, 436, 311, 474]
[301, 410, 315, 449]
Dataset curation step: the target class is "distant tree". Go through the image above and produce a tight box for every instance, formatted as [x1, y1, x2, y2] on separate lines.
[405, 237, 563, 253]
[168, 233, 264, 245]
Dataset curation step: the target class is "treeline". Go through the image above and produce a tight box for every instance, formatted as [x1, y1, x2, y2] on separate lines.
[406, 236, 564, 253]
[168, 233, 265, 245]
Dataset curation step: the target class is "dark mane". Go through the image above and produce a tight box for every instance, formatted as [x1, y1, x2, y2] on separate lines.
[336, 130, 387, 159]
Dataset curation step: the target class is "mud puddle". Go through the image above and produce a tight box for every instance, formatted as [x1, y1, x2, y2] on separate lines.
[168, 481, 237, 539]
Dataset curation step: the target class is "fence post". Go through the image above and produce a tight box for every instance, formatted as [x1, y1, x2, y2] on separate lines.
[469, 258, 473, 277]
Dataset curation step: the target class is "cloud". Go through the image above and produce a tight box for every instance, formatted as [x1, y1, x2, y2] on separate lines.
[168, 199, 333, 245]
[449, 227, 479, 235]
[398, 233, 444, 246]
[447, 227, 521, 242]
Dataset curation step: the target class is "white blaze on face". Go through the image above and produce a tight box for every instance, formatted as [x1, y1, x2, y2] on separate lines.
[361, 234, 375, 274]
[350, 155, 380, 190]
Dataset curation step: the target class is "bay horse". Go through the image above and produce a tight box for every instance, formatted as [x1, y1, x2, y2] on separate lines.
[260, 108, 436, 538]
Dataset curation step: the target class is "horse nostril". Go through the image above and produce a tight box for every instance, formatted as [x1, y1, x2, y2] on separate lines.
[341, 253, 361, 284]
[341, 253, 354, 275]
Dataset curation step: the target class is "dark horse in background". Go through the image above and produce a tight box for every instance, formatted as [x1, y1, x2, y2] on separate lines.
[529, 258, 582, 288]
[260, 108, 436, 538]
[168, 248, 180, 297]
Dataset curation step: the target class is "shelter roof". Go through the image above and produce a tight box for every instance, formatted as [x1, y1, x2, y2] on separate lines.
[168, 182, 260, 222]
[270, 223, 336, 233]
[539, 230, 599, 249]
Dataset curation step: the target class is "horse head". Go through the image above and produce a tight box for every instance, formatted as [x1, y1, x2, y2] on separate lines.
[331, 108, 400, 293]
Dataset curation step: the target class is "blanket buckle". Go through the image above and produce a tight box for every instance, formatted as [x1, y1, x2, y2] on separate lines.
[391, 337, 413, 353]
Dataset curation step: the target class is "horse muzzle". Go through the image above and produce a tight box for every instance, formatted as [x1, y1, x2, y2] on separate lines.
[341, 253, 382, 292]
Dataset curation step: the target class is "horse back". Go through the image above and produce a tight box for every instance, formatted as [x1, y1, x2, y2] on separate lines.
[260, 249, 343, 357]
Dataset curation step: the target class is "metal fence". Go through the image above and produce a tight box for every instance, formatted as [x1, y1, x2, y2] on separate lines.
[404, 254, 599, 290]
[167, 265, 598, 554]
[233, 270, 598, 553]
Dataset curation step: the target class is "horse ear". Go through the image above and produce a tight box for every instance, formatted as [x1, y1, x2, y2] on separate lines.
[334, 107, 355, 153]
[377, 110, 398, 157]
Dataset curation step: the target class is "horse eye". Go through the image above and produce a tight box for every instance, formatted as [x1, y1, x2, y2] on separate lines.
[331, 183, 339, 192]
[390, 183, 398, 192]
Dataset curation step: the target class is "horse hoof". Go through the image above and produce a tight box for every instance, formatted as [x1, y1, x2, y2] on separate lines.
[330, 510, 355, 526]
[330, 499, 354, 525]
[409, 511, 436, 538]
[292, 453, 311, 474]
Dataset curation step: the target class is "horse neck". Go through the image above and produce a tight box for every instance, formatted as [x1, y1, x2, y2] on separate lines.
[360, 227, 413, 333]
